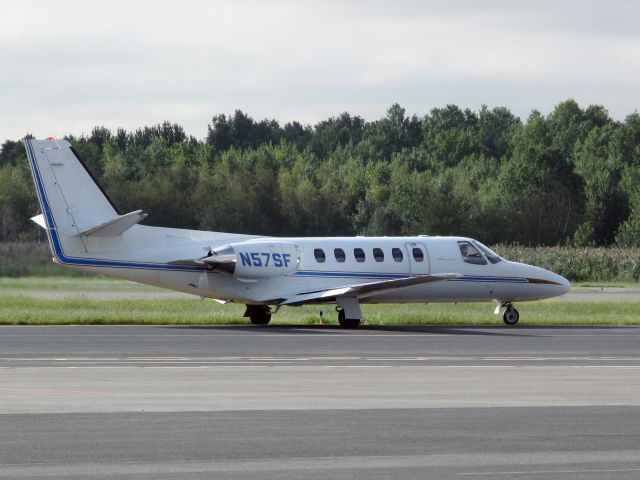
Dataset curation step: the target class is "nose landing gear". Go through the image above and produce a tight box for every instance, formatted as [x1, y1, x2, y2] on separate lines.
[500, 302, 520, 326]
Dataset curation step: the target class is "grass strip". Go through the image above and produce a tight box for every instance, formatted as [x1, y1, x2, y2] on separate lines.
[1, 295, 639, 326]
[0, 276, 161, 291]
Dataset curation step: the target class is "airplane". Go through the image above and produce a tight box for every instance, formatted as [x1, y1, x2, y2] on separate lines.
[24, 138, 570, 328]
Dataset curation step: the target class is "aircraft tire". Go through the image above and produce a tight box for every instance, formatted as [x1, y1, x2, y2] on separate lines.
[247, 306, 271, 325]
[338, 308, 361, 329]
[502, 307, 519, 326]
[250, 314, 271, 325]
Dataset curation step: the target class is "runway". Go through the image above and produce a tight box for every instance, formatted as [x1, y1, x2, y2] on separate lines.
[1, 325, 639, 479]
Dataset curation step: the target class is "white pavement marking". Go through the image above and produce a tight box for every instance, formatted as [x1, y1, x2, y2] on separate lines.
[3, 354, 640, 367]
[459, 467, 640, 476]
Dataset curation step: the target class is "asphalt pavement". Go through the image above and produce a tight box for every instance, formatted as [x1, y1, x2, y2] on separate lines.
[0, 325, 639, 479]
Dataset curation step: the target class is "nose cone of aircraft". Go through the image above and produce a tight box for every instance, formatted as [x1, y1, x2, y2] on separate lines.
[528, 265, 571, 298]
[552, 271, 571, 296]
[508, 261, 571, 300]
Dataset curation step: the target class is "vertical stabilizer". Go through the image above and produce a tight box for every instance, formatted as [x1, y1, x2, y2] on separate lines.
[24, 138, 120, 257]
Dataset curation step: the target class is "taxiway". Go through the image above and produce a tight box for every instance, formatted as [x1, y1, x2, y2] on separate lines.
[0, 325, 639, 479]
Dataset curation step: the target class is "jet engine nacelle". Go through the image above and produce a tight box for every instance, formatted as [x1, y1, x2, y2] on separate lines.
[204, 241, 299, 279]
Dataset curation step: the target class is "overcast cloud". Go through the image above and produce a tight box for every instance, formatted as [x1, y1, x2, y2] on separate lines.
[2, 0, 639, 140]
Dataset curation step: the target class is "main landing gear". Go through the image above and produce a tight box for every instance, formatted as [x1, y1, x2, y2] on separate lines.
[337, 307, 361, 329]
[336, 298, 362, 329]
[244, 305, 272, 325]
[244, 303, 362, 328]
[501, 302, 520, 326]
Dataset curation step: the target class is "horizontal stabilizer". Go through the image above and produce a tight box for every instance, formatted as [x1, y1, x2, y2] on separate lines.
[31, 214, 46, 229]
[78, 210, 147, 237]
[280, 273, 461, 306]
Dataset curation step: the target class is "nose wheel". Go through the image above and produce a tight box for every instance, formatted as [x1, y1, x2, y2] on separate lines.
[502, 304, 519, 326]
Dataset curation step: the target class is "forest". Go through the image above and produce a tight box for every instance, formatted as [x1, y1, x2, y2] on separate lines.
[1, 99, 640, 247]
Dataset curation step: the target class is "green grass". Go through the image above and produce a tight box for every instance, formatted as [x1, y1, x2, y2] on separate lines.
[572, 281, 640, 289]
[0, 276, 160, 291]
[0, 242, 91, 277]
[363, 302, 640, 326]
[2, 276, 640, 326]
[1, 295, 639, 326]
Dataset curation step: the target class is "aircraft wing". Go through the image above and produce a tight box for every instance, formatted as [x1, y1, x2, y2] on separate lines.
[279, 273, 461, 306]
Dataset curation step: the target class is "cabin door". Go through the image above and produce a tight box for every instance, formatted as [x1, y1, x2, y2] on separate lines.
[405, 242, 430, 275]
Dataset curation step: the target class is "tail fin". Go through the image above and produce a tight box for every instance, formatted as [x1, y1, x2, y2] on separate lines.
[24, 138, 140, 257]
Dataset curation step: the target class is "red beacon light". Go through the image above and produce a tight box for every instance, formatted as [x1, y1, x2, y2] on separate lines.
[46, 136, 56, 140]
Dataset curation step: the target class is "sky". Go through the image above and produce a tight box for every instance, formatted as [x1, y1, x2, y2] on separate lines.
[2, 0, 640, 141]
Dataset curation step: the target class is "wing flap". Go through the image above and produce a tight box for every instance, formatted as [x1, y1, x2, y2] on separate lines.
[280, 273, 460, 306]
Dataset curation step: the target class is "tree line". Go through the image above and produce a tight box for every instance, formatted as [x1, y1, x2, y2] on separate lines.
[1, 100, 640, 246]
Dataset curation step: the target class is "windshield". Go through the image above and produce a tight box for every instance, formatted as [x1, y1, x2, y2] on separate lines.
[473, 241, 502, 264]
[457, 240, 487, 265]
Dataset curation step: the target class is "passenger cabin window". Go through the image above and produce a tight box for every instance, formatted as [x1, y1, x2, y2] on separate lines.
[334, 248, 346, 263]
[412, 247, 424, 262]
[458, 241, 487, 265]
[392, 248, 404, 262]
[314, 248, 326, 263]
[354, 248, 365, 263]
[373, 248, 384, 262]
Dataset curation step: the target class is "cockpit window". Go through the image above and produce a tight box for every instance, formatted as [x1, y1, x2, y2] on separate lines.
[473, 241, 502, 264]
[458, 241, 487, 265]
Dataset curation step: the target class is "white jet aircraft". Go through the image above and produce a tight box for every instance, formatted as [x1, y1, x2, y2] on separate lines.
[24, 138, 570, 328]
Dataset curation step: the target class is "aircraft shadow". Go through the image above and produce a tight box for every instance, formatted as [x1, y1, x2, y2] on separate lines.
[163, 324, 545, 337]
